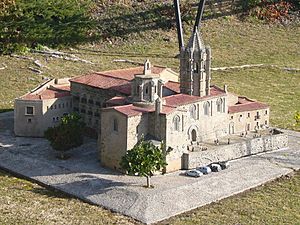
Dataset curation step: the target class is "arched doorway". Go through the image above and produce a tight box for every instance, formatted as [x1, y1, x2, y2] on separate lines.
[191, 129, 197, 142]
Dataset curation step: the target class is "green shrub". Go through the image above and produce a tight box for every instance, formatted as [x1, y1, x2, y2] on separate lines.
[44, 113, 85, 159]
[120, 139, 167, 188]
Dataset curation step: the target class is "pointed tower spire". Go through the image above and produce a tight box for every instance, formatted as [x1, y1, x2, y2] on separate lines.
[179, 0, 211, 97]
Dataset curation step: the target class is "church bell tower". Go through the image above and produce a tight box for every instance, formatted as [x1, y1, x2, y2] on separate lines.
[174, 0, 211, 97]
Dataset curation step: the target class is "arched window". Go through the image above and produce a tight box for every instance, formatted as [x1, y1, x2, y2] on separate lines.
[189, 104, 197, 119]
[173, 115, 180, 131]
[216, 98, 223, 112]
[113, 118, 118, 132]
[204, 101, 210, 116]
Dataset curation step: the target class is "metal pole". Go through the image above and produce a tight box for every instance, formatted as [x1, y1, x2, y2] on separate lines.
[174, 0, 184, 51]
[194, 0, 206, 32]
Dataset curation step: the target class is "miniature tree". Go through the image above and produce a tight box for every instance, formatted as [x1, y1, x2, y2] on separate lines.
[120, 139, 167, 188]
[44, 113, 85, 159]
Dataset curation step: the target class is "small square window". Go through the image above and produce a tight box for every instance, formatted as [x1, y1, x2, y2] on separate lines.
[265, 120, 268, 125]
[54, 105, 57, 109]
[26, 106, 34, 115]
[27, 118, 32, 123]
[231, 116, 233, 119]
[50, 105, 53, 110]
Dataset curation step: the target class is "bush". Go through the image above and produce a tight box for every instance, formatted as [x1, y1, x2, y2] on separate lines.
[243, 0, 299, 22]
[0, 0, 96, 54]
[44, 113, 85, 159]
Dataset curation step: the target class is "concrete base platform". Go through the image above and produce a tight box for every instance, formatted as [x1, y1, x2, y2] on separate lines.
[0, 111, 299, 224]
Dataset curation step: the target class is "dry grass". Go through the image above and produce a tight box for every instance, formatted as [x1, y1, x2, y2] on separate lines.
[0, 171, 139, 225]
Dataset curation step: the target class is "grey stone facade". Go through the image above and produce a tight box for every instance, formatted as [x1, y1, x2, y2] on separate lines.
[180, 28, 211, 97]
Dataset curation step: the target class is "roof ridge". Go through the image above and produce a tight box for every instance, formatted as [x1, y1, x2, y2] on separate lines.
[95, 72, 131, 81]
[101, 66, 142, 73]
[166, 80, 180, 84]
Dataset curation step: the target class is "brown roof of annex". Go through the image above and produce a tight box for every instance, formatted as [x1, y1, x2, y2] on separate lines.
[228, 96, 269, 113]
[21, 85, 71, 100]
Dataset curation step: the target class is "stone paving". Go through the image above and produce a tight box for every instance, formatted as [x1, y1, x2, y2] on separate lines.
[0, 111, 299, 224]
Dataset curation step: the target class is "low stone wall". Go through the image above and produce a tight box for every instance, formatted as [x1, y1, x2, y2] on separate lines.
[182, 132, 288, 169]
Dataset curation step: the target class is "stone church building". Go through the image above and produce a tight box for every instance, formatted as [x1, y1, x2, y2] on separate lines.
[14, 21, 269, 173]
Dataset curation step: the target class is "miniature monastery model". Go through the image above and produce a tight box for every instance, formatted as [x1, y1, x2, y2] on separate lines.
[14, 0, 279, 172]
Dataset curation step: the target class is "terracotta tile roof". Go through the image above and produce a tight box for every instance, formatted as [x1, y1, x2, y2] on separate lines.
[228, 97, 269, 113]
[53, 85, 70, 91]
[163, 86, 226, 107]
[109, 104, 154, 117]
[70, 66, 168, 95]
[210, 85, 226, 96]
[164, 81, 180, 93]
[160, 105, 177, 114]
[21, 86, 71, 100]
[164, 94, 201, 107]
[70, 73, 131, 94]
[107, 103, 178, 117]
[101, 66, 166, 80]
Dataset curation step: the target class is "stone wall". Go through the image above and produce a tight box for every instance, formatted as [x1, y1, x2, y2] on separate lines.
[182, 132, 288, 169]
[71, 82, 125, 132]
[99, 110, 128, 171]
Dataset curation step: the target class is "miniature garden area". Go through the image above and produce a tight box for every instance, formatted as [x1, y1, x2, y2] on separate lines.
[0, 0, 300, 224]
